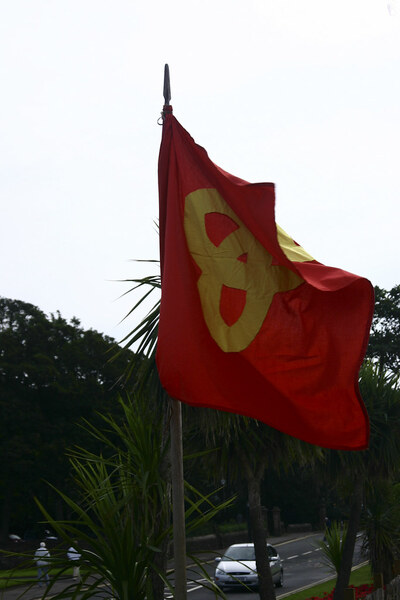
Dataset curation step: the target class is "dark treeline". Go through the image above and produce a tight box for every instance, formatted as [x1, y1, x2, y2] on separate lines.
[0, 284, 399, 544]
[0, 297, 135, 542]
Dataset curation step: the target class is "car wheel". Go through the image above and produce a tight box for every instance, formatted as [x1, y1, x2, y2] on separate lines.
[276, 569, 283, 588]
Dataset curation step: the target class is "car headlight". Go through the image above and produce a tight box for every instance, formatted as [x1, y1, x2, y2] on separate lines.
[215, 568, 223, 576]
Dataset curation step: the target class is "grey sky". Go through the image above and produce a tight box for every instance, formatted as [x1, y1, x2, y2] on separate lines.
[1, 0, 399, 342]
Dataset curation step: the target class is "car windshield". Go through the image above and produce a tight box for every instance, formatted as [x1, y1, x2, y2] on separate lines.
[222, 547, 255, 561]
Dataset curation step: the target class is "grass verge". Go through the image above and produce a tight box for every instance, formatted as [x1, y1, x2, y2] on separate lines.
[279, 564, 373, 600]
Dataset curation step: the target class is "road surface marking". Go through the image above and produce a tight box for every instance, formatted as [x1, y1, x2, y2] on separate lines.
[165, 578, 211, 597]
[275, 533, 320, 546]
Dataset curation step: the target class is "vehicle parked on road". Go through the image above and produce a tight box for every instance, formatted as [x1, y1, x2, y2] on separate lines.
[214, 542, 283, 590]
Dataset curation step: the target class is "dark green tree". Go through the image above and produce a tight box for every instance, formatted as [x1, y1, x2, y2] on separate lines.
[331, 363, 400, 600]
[366, 285, 400, 371]
[0, 297, 134, 542]
[361, 480, 400, 584]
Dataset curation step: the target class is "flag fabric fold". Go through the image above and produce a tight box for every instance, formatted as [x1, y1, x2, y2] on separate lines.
[156, 107, 374, 450]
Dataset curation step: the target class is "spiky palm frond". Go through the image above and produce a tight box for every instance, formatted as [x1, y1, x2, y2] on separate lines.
[118, 269, 161, 358]
[16, 394, 231, 600]
[111, 262, 162, 396]
[361, 480, 400, 583]
[317, 521, 348, 575]
[359, 362, 400, 480]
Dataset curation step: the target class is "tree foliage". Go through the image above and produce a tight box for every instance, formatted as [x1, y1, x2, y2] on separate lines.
[361, 481, 400, 584]
[317, 520, 348, 575]
[366, 285, 400, 371]
[0, 297, 134, 541]
[331, 363, 400, 600]
[4, 395, 229, 600]
[34, 395, 172, 600]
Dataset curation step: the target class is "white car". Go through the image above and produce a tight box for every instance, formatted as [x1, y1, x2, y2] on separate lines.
[214, 542, 283, 590]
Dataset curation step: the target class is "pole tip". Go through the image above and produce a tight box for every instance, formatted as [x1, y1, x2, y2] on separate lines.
[163, 64, 171, 106]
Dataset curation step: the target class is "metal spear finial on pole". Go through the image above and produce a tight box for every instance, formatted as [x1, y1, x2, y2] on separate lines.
[163, 63, 171, 106]
[158, 64, 172, 124]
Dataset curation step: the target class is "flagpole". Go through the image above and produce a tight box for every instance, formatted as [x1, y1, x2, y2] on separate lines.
[170, 397, 187, 600]
[162, 63, 187, 600]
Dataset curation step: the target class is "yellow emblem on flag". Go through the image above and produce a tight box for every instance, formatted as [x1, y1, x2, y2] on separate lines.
[184, 188, 308, 352]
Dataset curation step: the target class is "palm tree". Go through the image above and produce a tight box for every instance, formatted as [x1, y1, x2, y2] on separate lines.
[20, 394, 229, 600]
[330, 363, 400, 600]
[317, 520, 348, 576]
[119, 264, 319, 600]
[32, 394, 173, 600]
[361, 480, 400, 584]
[204, 414, 316, 600]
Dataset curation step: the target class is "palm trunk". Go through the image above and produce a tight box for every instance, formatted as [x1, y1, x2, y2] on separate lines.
[248, 476, 276, 600]
[151, 534, 170, 600]
[333, 476, 364, 600]
[376, 551, 393, 585]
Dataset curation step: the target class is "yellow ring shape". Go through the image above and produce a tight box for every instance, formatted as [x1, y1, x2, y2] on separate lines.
[184, 188, 313, 352]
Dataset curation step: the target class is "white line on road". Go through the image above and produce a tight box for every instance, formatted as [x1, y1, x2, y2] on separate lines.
[275, 533, 319, 546]
[165, 578, 210, 597]
[287, 555, 299, 559]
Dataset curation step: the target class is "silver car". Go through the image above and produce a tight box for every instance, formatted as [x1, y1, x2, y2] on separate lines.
[214, 542, 283, 590]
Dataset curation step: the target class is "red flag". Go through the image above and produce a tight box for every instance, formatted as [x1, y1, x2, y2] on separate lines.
[156, 107, 374, 450]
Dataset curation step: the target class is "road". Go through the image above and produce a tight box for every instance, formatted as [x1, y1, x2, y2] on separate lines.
[1, 533, 365, 600]
[168, 533, 365, 600]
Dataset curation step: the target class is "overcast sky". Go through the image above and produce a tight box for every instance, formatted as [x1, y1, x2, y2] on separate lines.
[1, 0, 399, 343]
